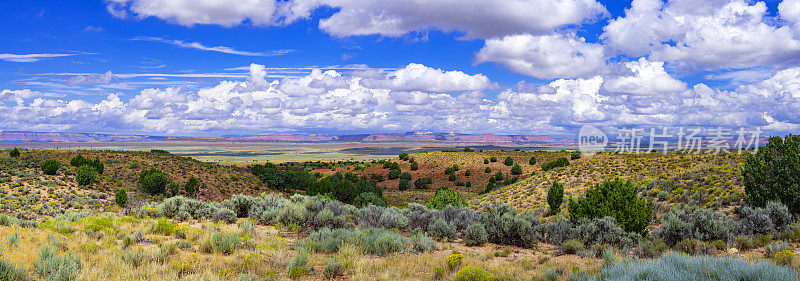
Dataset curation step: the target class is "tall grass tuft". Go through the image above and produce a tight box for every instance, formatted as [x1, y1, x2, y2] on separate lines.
[0, 256, 27, 281]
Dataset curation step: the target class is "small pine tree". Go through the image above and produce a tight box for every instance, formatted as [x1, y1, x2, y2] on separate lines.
[547, 182, 564, 215]
[9, 148, 19, 158]
[76, 165, 97, 186]
[115, 189, 128, 207]
[40, 159, 60, 175]
[184, 176, 199, 197]
[510, 164, 522, 175]
[529, 156, 536, 165]
[490, 157, 497, 162]
[398, 179, 409, 191]
[484, 159, 489, 164]
[503, 156, 513, 166]
[484, 167, 491, 173]
[410, 161, 419, 171]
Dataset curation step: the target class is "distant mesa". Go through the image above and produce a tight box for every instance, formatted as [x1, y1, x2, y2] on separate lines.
[0, 131, 574, 144]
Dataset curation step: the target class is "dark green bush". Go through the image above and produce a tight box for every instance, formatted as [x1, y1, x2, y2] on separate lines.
[75, 165, 97, 186]
[547, 182, 564, 215]
[510, 164, 522, 175]
[410, 162, 419, 171]
[41, 159, 60, 175]
[541, 157, 569, 171]
[743, 135, 800, 214]
[414, 177, 433, 189]
[115, 189, 127, 207]
[484, 167, 491, 173]
[503, 156, 513, 166]
[529, 156, 536, 165]
[490, 157, 497, 162]
[139, 168, 168, 195]
[567, 179, 652, 234]
[400, 172, 412, 180]
[8, 148, 19, 158]
[184, 176, 199, 197]
[387, 169, 401, 180]
[398, 179, 410, 191]
[571, 151, 581, 160]
[353, 192, 387, 208]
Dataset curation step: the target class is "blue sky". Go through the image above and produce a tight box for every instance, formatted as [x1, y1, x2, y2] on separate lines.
[1, 0, 800, 137]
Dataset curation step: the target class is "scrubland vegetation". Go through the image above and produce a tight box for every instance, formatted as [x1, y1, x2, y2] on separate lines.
[1, 136, 800, 280]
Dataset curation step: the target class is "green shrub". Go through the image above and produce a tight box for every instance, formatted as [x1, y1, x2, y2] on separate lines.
[490, 157, 497, 162]
[567, 179, 653, 234]
[503, 157, 513, 166]
[410, 162, 419, 171]
[653, 207, 735, 245]
[547, 182, 564, 215]
[561, 239, 584, 255]
[361, 228, 405, 256]
[426, 187, 467, 209]
[9, 148, 19, 158]
[674, 239, 716, 255]
[398, 179, 409, 191]
[69, 155, 103, 174]
[414, 177, 433, 189]
[447, 254, 463, 271]
[541, 157, 569, 171]
[0, 215, 10, 227]
[41, 159, 60, 175]
[75, 165, 97, 186]
[765, 241, 792, 259]
[428, 218, 457, 241]
[493, 172, 503, 182]
[407, 232, 437, 252]
[433, 267, 446, 280]
[139, 168, 168, 195]
[35, 246, 81, 281]
[454, 266, 494, 281]
[464, 169, 471, 176]
[574, 252, 798, 280]
[353, 192, 387, 208]
[484, 167, 491, 173]
[529, 156, 536, 165]
[122, 236, 133, 248]
[150, 221, 176, 236]
[733, 236, 753, 251]
[212, 232, 241, 255]
[743, 135, 800, 214]
[309, 228, 357, 253]
[287, 247, 308, 279]
[322, 259, 345, 279]
[184, 177, 199, 197]
[399, 153, 409, 160]
[400, 172, 412, 180]
[570, 151, 581, 160]
[115, 189, 127, 208]
[387, 169, 401, 180]
[510, 164, 522, 175]
[463, 223, 488, 246]
[773, 250, 794, 267]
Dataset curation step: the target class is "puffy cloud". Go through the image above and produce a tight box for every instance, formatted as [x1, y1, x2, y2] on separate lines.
[308, 0, 608, 38]
[603, 0, 800, 71]
[107, 0, 607, 39]
[475, 33, 606, 79]
[105, 0, 277, 27]
[361, 63, 494, 92]
[6, 62, 800, 135]
[604, 58, 686, 95]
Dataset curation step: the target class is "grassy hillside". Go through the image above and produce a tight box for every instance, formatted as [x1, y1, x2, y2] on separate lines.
[0, 149, 265, 220]
[481, 151, 746, 216]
